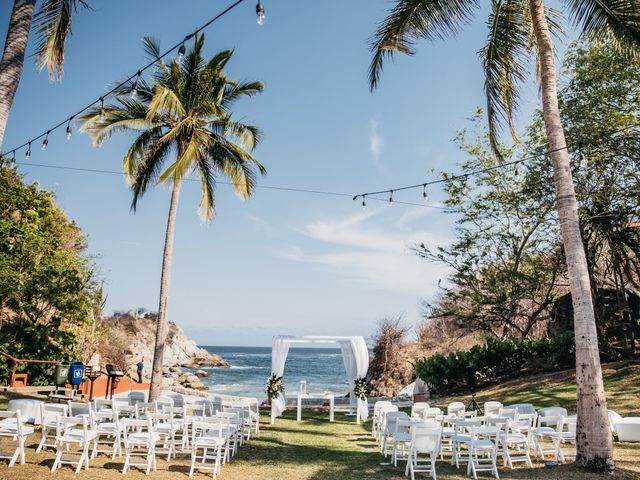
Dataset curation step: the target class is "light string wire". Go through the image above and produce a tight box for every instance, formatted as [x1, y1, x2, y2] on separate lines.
[1, 0, 250, 158]
[353, 123, 640, 205]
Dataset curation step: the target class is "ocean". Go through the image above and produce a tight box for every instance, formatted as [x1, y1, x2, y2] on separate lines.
[198, 346, 351, 400]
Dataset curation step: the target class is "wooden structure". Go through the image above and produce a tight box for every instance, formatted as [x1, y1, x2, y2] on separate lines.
[0, 350, 56, 387]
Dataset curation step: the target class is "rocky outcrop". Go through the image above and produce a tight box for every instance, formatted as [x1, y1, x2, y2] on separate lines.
[97, 313, 228, 382]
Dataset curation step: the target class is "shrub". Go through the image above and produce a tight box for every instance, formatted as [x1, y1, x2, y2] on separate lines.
[415, 334, 575, 395]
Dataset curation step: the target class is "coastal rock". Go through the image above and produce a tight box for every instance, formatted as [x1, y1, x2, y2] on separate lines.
[195, 369, 211, 377]
[97, 313, 228, 379]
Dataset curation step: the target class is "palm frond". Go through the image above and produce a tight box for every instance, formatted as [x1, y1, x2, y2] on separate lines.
[33, 0, 90, 80]
[158, 128, 211, 183]
[565, 0, 640, 58]
[195, 157, 217, 221]
[130, 139, 175, 211]
[479, 0, 532, 160]
[369, 0, 480, 89]
[220, 80, 265, 110]
[78, 99, 153, 146]
[122, 126, 165, 184]
[147, 85, 186, 120]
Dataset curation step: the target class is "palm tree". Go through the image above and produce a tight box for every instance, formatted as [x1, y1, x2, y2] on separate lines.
[80, 35, 266, 401]
[369, 0, 640, 470]
[0, 0, 90, 147]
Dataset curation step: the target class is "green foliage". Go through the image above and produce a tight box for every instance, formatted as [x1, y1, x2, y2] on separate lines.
[415, 334, 575, 395]
[0, 166, 101, 385]
[266, 374, 284, 400]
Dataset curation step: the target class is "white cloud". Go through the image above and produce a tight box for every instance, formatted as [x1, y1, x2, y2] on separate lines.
[369, 119, 383, 171]
[282, 208, 450, 297]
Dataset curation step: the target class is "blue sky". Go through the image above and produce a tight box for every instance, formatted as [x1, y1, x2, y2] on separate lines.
[2, 0, 545, 346]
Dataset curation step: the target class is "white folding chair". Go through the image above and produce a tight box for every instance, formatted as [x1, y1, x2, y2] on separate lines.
[405, 423, 442, 480]
[121, 417, 159, 475]
[216, 412, 241, 460]
[36, 403, 68, 453]
[392, 418, 413, 467]
[149, 412, 180, 460]
[0, 410, 34, 467]
[451, 418, 481, 468]
[381, 411, 409, 457]
[240, 398, 259, 434]
[531, 414, 562, 459]
[225, 406, 252, 442]
[500, 418, 533, 468]
[466, 425, 501, 479]
[128, 391, 146, 406]
[51, 416, 97, 473]
[498, 407, 518, 420]
[190, 419, 225, 478]
[411, 402, 430, 420]
[68, 400, 91, 417]
[372, 401, 392, 439]
[375, 405, 398, 444]
[551, 416, 576, 463]
[91, 410, 121, 459]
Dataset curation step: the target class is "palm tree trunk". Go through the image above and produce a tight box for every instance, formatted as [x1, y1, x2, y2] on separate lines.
[0, 0, 36, 149]
[529, 0, 613, 470]
[148, 176, 182, 402]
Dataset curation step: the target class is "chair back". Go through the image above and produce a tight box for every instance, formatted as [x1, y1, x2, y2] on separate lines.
[411, 424, 442, 454]
[447, 401, 465, 417]
[537, 406, 567, 422]
[155, 396, 174, 410]
[128, 391, 146, 406]
[93, 398, 114, 412]
[168, 394, 185, 408]
[192, 419, 224, 445]
[484, 401, 502, 416]
[149, 412, 174, 430]
[68, 400, 91, 417]
[135, 402, 156, 418]
[560, 415, 577, 435]
[122, 418, 153, 445]
[536, 414, 562, 429]
[498, 407, 518, 419]
[411, 402, 430, 419]
[41, 403, 68, 427]
[57, 415, 89, 442]
[470, 425, 501, 446]
[506, 403, 535, 415]
[384, 411, 409, 435]
[0, 410, 23, 435]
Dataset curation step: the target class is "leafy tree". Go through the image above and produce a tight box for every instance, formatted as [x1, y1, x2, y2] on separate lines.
[369, 2, 640, 467]
[0, 164, 101, 384]
[416, 114, 563, 340]
[80, 35, 266, 401]
[0, 0, 91, 147]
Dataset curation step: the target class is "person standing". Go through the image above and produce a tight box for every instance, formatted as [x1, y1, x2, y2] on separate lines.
[136, 358, 144, 383]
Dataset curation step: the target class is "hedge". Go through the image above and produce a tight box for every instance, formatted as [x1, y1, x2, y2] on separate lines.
[415, 334, 575, 395]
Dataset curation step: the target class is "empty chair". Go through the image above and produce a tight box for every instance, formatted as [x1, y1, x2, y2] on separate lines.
[168, 394, 185, 408]
[465, 425, 501, 479]
[498, 407, 518, 420]
[405, 423, 442, 480]
[240, 398, 259, 434]
[190, 419, 226, 479]
[537, 406, 567, 424]
[551, 416, 576, 463]
[225, 406, 252, 441]
[91, 410, 121, 460]
[372, 401, 393, 439]
[392, 418, 413, 466]
[501, 418, 533, 468]
[0, 410, 34, 467]
[531, 414, 563, 459]
[381, 411, 409, 457]
[484, 401, 502, 417]
[215, 412, 241, 460]
[155, 396, 174, 411]
[447, 401, 466, 417]
[149, 412, 180, 460]
[36, 403, 68, 453]
[451, 418, 482, 468]
[121, 417, 159, 475]
[51, 416, 97, 473]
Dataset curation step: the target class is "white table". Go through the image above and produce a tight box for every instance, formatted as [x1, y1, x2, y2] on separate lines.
[8, 399, 44, 424]
[617, 417, 640, 442]
[296, 393, 335, 422]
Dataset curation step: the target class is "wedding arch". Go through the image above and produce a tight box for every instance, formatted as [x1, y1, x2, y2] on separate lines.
[268, 335, 369, 424]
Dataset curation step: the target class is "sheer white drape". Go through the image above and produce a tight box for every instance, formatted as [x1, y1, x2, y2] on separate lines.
[270, 336, 291, 421]
[270, 335, 369, 423]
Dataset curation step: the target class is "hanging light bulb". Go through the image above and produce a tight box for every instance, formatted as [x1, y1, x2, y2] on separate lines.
[579, 151, 588, 169]
[514, 165, 521, 180]
[41, 132, 49, 150]
[10, 150, 15, 164]
[25, 142, 31, 160]
[178, 43, 186, 61]
[388, 190, 394, 207]
[256, 1, 265, 25]
[66, 121, 73, 140]
[362, 196, 367, 210]
[131, 72, 141, 99]
[99, 98, 106, 122]
[422, 184, 428, 202]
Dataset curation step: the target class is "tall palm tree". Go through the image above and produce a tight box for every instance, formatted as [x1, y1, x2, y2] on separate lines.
[80, 35, 266, 401]
[369, 0, 640, 470]
[0, 0, 90, 147]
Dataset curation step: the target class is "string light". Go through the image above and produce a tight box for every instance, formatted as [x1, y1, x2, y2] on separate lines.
[177, 43, 186, 61]
[422, 184, 428, 202]
[130, 71, 141, 99]
[362, 195, 367, 210]
[25, 142, 31, 160]
[10, 150, 15, 165]
[256, 1, 265, 25]
[579, 151, 588, 169]
[41, 132, 49, 150]
[2, 0, 250, 160]
[66, 120, 73, 140]
[388, 190, 394, 207]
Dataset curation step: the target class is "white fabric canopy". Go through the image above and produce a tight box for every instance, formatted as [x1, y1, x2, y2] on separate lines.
[269, 335, 370, 423]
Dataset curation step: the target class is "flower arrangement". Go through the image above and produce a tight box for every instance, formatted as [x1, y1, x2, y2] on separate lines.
[266, 374, 284, 400]
[354, 377, 369, 401]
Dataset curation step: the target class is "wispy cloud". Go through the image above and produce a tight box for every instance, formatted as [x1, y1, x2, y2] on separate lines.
[369, 119, 384, 171]
[281, 208, 450, 297]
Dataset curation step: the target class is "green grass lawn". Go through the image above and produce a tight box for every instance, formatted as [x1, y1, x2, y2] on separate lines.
[0, 362, 638, 479]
